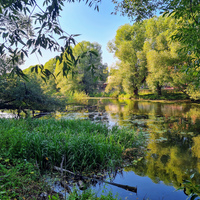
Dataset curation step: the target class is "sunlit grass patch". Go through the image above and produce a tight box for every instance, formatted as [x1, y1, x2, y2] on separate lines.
[138, 91, 189, 100]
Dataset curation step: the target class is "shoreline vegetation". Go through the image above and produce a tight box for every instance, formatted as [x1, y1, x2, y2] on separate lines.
[0, 118, 147, 199]
[86, 90, 200, 103]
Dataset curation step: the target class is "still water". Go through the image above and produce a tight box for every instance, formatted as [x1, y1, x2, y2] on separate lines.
[55, 99, 200, 200]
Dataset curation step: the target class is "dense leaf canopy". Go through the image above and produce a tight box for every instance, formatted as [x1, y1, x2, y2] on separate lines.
[0, 0, 101, 78]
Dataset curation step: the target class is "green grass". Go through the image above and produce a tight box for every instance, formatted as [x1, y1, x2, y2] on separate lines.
[66, 187, 119, 200]
[0, 118, 147, 199]
[138, 91, 189, 100]
[89, 90, 190, 101]
[0, 118, 147, 172]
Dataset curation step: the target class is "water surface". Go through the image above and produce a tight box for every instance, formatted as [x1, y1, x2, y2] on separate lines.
[56, 99, 200, 199]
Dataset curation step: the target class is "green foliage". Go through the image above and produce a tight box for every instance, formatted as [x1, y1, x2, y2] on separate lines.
[0, 0, 100, 79]
[177, 176, 200, 200]
[0, 156, 50, 199]
[66, 91, 89, 104]
[112, 0, 162, 21]
[111, 0, 200, 86]
[67, 187, 119, 200]
[107, 15, 199, 99]
[55, 41, 108, 95]
[107, 22, 147, 96]
[138, 91, 189, 100]
[0, 118, 147, 172]
[0, 70, 64, 113]
[89, 92, 110, 97]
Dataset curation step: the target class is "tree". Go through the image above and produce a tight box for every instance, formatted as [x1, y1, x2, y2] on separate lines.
[143, 16, 197, 96]
[111, 0, 200, 84]
[107, 23, 147, 96]
[0, 0, 101, 79]
[23, 58, 58, 95]
[105, 66, 123, 95]
[55, 41, 108, 95]
[107, 15, 198, 98]
[0, 57, 64, 116]
[73, 41, 108, 94]
[0, 1, 103, 112]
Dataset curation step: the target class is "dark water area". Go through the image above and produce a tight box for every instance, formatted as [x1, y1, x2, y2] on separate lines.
[53, 99, 200, 199]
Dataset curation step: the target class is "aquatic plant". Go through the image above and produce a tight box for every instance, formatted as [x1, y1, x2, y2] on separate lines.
[0, 118, 147, 172]
[66, 187, 120, 200]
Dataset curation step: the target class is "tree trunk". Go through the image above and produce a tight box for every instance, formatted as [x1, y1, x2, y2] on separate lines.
[156, 83, 162, 96]
[134, 87, 138, 96]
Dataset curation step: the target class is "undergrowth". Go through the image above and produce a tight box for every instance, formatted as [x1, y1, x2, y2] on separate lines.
[0, 156, 120, 200]
[0, 156, 53, 200]
[138, 91, 189, 100]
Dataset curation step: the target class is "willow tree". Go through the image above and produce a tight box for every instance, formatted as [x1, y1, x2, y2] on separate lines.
[144, 17, 176, 95]
[107, 23, 147, 96]
[0, 0, 101, 79]
[111, 0, 200, 87]
[143, 16, 194, 96]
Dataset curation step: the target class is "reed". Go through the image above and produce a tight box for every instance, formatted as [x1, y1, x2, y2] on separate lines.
[0, 118, 147, 172]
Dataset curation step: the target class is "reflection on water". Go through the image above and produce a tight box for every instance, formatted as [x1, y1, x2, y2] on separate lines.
[55, 99, 200, 199]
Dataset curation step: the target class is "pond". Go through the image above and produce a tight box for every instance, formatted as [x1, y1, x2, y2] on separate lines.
[2, 99, 200, 199]
[52, 99, 200, 200]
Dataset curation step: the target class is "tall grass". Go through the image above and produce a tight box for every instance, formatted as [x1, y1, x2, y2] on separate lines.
[0, 118, 147, 172]
[66, 91, 89, 104]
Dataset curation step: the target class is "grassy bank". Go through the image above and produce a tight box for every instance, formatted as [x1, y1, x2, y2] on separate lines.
[137, 90, 190, 100]
[0, 118, 147, 199]
[0, 156, 119, 199]
[89, 90, 190, 101]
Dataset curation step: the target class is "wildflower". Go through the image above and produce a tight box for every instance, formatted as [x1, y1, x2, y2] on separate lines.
[46, 157, 48, 160]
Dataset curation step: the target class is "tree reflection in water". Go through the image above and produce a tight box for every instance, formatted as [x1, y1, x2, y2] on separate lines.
[57, 99, 200, 198]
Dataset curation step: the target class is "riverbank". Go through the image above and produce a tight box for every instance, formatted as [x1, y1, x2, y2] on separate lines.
[0, 118, 147, 199]
[85, 93, 200, 104]
[85, 96, 194, 104]
[88, 90, 200, 103]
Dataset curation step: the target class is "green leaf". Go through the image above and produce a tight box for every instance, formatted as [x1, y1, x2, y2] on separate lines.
[59, 36, 68, 40]
[56, 71, 61, 77]
[38, 49, 42, 56]
[89, 50, 98, 57]
[31, 48, 37, 54]
[41, 76, 46, 83]
[72, 34, 81, 37]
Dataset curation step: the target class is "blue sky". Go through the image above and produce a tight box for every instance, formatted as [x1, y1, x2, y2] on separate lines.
[21, 1, 131, 69]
